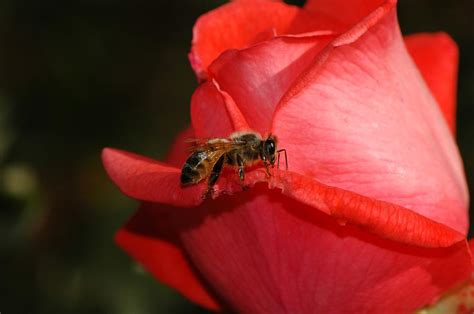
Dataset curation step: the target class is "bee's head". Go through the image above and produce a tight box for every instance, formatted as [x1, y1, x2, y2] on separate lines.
[262, 134, 277, 166]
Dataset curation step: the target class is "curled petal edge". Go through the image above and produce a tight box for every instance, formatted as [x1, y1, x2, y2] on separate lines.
[102, 147, 465, 248]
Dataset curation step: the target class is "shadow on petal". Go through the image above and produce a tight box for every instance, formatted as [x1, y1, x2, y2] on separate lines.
[116, 203, 221, 311]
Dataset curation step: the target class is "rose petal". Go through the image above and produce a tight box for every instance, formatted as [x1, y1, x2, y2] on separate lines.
[270, 171, 464, 248]
[272, 3, 468, 233]
[190, 0, 300, 79]
[115, 203, 220, 311]
[190, 0, 338, 79]
[304, 0, 387, 32]
[171, 186, 472, 313]
[102, 146, 464, 248]
[208, 34, 333, 134]
[102, 148, 206, 207]
[191, 80, 250, 138]
[404, 32, 459, 133]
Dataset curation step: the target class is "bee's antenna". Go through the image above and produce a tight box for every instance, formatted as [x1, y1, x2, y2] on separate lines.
[277, 149, 288, 170]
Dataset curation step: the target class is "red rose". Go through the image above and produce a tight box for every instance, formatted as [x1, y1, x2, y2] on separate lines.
[103, 0, 472, 313]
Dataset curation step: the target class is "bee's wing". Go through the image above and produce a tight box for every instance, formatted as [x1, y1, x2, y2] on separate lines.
[184, 137, 210, 144]
[184, 137, 215, 148]
[203, 148, 228, 169]
[185, 137, 246, 152]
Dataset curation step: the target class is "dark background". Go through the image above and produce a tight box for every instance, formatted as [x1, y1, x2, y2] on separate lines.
[0, 1, 472, 313]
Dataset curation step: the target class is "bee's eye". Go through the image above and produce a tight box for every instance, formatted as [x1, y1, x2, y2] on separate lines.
[266, 140, 275, 155]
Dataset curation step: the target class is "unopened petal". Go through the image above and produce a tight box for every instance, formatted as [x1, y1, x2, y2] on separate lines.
[272, 2, 468, 233]
[405, 32, 459, 133]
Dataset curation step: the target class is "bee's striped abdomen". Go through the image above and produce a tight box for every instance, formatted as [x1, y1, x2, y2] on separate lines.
[181, 151, 211, 185]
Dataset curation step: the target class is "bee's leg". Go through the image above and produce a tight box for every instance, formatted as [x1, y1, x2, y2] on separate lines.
[236, 154, 248, 191]
[203, 155, 225, 199]
[263, 160, 271, 177]
[277, 149, 288, 170]
[237, 154, 245, 182]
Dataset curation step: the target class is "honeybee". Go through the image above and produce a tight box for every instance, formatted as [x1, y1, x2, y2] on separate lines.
[181, 131, 287, 197]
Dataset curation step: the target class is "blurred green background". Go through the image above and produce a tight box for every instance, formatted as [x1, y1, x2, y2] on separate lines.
[0, 1, 473, 313]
